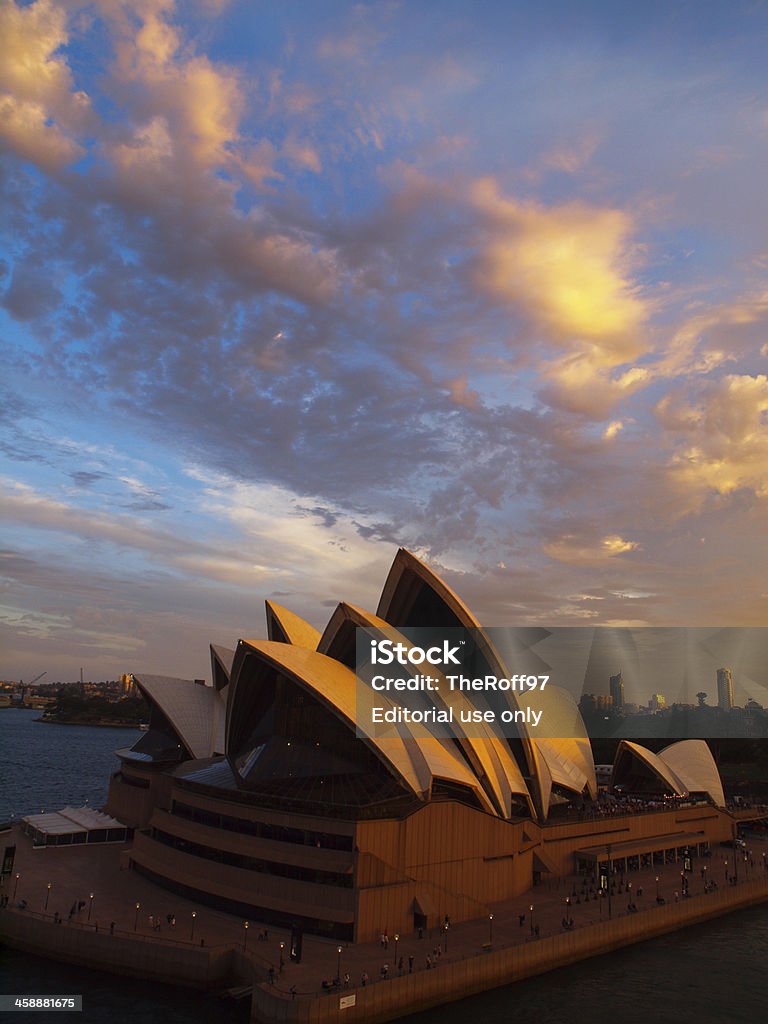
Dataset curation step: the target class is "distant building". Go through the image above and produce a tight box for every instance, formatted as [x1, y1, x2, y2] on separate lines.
[717, 668, 734, 711]
[579, 694, 614, 713]
[594, 764, 613, 788]
[648, 694, 666, 711]
[609, 672, 625, 709]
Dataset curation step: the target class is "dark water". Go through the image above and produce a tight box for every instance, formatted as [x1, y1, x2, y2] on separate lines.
[0, 948, 250, 1024]
[400, 904, 768, 1024]
[0, 709, 141, 822]
[1, 709, 767, 1023]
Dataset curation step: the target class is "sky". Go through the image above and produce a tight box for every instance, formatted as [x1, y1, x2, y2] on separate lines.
[2, 0, 768, 684]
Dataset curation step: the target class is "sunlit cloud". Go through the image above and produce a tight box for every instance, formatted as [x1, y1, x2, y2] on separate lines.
[470, 177, 647, 355]
[658, 374, 768, 499]
[543, 534, 641, 565]
[0, 0, 91, 169]
[603, 420, 624, 440]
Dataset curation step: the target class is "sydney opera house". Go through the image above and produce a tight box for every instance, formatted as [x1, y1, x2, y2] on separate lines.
[105, 550, 731, 942]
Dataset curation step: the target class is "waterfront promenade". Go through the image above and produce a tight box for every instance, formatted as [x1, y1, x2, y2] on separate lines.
[2, 821, 768, 1022]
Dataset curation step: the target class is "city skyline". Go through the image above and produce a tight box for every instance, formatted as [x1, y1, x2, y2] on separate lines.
[3, 1, 768, 681]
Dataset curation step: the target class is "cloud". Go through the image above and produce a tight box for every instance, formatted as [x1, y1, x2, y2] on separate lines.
[543, 533, 641, 565]
[658, 374, 768, 499]
[0, 0, 92, 170]
[531, 132, 602, 177]
[538, 358, 650, 417]
[108, 5, 244, 170]
[603, 420, 624, 440]
[0, 0, 341, 312]
[71, 471, 107, 488]
[470, 177, 647, 356]
[4, 0, 768, 677]
[464, 177, 655, 416]
[3, 263, 63, 321]
[317, 3, 389, 63]
[0, 476, 218, 567]
[655, 291, 768, 381]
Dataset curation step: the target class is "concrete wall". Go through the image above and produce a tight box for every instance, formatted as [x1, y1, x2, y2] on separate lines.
[354, 802, 531, 941]
[251, 875, 768, 1024]
[130, 831, 355, 923]
[540, 805, 733, 875]
[149, 809, 354, 875]
[167, 787, 356, 841]
[353, 803, 735, 943]
[105, 768, 175, 830]
[0, 909, 236, 989]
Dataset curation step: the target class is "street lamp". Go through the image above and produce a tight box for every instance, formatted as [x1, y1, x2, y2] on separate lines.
[394, 932, 400, 960]
[190, 911, 196, 942]
[243, 921, 249, 951]
[443, 923, 448, 952]
[337, 946, 342, 980]
[724, 859, 728, 882]
[88, 893, 94, 921]
[529, 904, 535, 936]
[13, 874, 19, 900]
[134, 902, 140, 931]
[279, 941, 285, 971]
[607, 845, 613, 920]
[488, 913, 494, 945]
[45, 883, 52, 912]
[734, 838, 739, 884]
[655, 875, 660, 900]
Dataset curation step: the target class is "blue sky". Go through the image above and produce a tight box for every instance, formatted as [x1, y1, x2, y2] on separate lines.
[2, 0, 768, 682]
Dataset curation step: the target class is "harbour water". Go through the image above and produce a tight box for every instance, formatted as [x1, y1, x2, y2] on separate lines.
[1, 709, 767, 1023]
[0, 708, 141, 823]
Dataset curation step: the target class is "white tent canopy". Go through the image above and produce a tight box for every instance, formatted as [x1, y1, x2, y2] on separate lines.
[22, 806, 128, 846]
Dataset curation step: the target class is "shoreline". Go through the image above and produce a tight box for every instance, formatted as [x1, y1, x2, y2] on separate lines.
[33, 717, 142, 729]
[0, 708, 142, 729]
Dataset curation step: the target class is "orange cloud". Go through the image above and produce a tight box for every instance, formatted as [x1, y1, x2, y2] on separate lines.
[0, 0, 92, 170]
[659, 374, 768, 498]
[544, 533, 641, 565]
[538, 356, 650, 417]
[471, 178, 647, 358]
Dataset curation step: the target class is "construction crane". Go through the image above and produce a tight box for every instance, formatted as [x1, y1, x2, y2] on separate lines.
[28, 671, 47, 685]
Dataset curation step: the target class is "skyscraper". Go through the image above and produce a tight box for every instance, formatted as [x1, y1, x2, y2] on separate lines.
[717, 668, 734, 711]
[609, 671, 625, 709]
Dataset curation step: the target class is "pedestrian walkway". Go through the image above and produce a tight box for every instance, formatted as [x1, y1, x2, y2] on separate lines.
[3, 824, 767, 999]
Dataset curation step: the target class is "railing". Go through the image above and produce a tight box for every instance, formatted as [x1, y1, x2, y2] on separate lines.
[0, 905, 231, 951]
